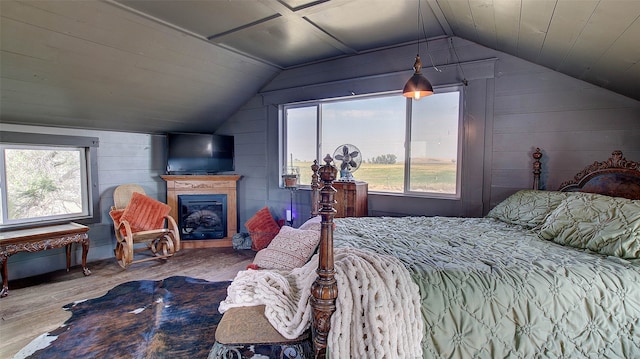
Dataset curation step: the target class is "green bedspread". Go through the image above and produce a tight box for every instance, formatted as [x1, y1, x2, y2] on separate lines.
[333, 216, 640, 358]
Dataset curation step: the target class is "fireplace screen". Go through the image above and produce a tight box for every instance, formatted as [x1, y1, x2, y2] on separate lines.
[178, 194, 227, 240]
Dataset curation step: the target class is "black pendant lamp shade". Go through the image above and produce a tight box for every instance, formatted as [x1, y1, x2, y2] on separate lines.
[402, 55, 433, 100]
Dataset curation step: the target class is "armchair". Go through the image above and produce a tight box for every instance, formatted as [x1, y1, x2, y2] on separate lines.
[109, 184, 180, 268]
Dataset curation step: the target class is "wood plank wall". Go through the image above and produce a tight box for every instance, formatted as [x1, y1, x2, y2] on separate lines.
[1, 124, 167, 280]
[0, 0, 277, 133]
[215, 96, 288, 226]
[223, 37, 640, 221]
[490, 55, 640, 208]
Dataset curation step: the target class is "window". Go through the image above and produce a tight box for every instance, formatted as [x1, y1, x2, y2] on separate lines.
[0, 132, 99, 228]
[408, 91, 461, 195]
[281, 88, 462, 198]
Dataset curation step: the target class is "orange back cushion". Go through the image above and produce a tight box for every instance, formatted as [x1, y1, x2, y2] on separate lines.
[119, 192, 171, 233]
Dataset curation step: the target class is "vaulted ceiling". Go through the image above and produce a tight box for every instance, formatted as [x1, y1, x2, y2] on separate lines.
[1, 0, 638, 134]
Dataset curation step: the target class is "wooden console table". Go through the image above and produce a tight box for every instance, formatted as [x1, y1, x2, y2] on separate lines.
[0, 222, 91, 298]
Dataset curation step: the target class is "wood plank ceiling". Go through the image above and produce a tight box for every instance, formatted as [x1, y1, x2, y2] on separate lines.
[1, 0, 638, 134]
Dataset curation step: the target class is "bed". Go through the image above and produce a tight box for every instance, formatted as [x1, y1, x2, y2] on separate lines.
[214, 149, 640, 358]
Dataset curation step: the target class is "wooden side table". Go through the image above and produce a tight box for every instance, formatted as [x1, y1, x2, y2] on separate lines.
[0, 222, 91, 297]
[333, 181, 368, 218]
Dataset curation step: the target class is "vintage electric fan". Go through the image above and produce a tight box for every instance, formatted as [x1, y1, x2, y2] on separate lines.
[333, 144, 362, 181]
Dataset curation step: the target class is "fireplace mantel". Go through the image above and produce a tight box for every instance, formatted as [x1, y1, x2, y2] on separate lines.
[161, 175, 241, 248]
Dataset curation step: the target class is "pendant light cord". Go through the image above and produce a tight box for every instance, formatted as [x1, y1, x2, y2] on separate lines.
[450, 37, 468, 85]
[418, 0, 441, 73]
[416, 0, 421, 56]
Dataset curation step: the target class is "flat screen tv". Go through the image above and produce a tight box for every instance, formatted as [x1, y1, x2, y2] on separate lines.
[166, 133, 234, 175]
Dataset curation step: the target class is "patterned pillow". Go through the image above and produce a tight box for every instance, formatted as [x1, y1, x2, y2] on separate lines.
[252, 226, 321, 270]
[245, 207, 281, 251]
[538, 192, 640, 259]
[486, 190, 570, 228]
[119, 192, 171, 233]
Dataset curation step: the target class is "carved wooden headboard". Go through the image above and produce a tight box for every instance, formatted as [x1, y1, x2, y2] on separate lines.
[557, 150, 640, 200]
[531, 148, 640, 200]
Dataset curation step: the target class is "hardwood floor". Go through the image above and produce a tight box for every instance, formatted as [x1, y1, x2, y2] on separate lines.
[0, 247, 255, 358]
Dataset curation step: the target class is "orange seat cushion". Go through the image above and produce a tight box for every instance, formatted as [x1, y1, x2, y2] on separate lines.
[109, 209, 127, 236]
[109, 208, 124, 224]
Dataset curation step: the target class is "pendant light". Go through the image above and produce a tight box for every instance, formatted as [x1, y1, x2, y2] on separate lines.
[402, 0, 433, 100]
[402, 55, 433, 100]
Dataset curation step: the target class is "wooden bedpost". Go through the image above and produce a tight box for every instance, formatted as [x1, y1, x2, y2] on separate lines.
[533, 148, 542, 190]
[311, 159, 320, 217]
[310, 155, 338, 358]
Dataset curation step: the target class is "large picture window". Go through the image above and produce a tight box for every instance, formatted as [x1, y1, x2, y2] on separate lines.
[282, 87, 462, 198]
[0, 132, 99, 228]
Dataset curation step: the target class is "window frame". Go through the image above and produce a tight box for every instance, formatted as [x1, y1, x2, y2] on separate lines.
[280, 87, 463, 198]
[404, 86, 464, 199]
[0, 131, 100, 229]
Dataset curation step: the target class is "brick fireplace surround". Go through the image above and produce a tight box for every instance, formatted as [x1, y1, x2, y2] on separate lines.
[161, 175, 241, 248]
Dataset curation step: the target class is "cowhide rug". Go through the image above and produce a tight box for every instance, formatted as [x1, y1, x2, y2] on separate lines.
[14, 276, 229, 359]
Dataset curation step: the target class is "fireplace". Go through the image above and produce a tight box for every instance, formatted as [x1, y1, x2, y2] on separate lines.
[162, 175, 241, 248]
[178, 194, 227, 240]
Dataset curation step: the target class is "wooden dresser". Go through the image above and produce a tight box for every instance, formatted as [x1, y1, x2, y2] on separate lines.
[333, 181, 368, 218]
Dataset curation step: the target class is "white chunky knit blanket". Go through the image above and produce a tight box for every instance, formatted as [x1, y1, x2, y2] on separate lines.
[219, 247, 423, 358]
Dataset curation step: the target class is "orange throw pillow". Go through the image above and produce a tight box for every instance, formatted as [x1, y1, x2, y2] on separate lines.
[245, 207, 281, 251]
[119, 192, 171, 234]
